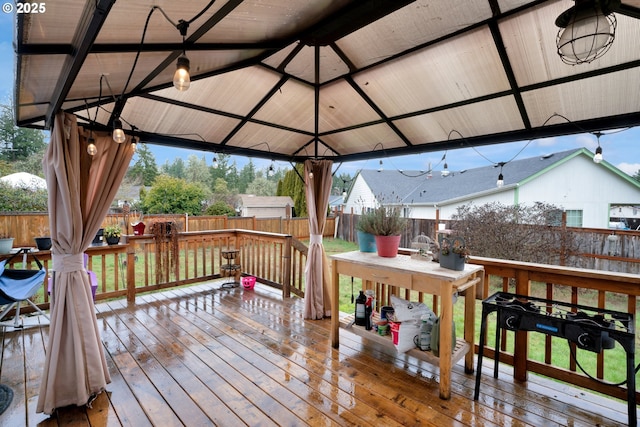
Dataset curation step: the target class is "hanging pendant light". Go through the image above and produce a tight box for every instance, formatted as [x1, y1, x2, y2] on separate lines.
[87, 136, 97, 156]
[130, 136, 137, 152]
[173, 20, 191, 91]
[555, 0, 620, 65]
[173, 55, 191, 91]
[496, 162, 505, 188]
[212, 155, 219, 169]
[112, 119, 126, 143]
[267, 162, 275, 177]
[593, 131, 604, 163]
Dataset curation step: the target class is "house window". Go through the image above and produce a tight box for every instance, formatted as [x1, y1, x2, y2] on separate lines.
[565, 210, 583, 227]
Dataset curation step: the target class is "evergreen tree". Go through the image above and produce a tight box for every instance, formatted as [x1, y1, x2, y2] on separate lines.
[127, 144, 159, 186]
[238, 159, 256, 193]
[277, 163, 306, 217]
[161, 157, 186, 179]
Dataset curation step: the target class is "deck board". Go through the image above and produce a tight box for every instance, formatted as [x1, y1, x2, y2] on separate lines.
[0, 281, 632, 426]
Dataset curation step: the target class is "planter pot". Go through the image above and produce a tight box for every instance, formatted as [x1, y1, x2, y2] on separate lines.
[374, 235, 401, 258]
[0, 238, 14, 254]
[34, 237, 52, 251]
[105, 236, 120, 245]
[356, 230, 377, 253]
[92, 228, 104, 246]
[439, 253, 465, 271]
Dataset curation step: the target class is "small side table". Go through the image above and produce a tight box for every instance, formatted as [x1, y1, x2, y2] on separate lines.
[220, 249, 241, 288]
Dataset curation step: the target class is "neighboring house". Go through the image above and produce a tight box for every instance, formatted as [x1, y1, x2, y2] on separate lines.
[343, 148, 640, 229]
[237, 195, 295, 218]
[328, 195, 345, 211]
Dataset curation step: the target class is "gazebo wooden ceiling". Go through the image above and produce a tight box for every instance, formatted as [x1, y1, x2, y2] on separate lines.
[13, 0, 640, 163]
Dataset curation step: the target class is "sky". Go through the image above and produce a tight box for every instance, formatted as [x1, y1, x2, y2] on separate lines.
[1, 7, 639, 179]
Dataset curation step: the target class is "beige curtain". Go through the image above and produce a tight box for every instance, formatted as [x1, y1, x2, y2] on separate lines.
[303, 159, 333, 320]
[37, 112, 134, 414]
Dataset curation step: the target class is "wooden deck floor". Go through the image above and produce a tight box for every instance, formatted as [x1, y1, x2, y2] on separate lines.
[0, 281, 631, 426]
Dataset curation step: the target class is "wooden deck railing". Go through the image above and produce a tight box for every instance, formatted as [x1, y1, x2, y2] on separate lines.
[2, 237, 637, 406]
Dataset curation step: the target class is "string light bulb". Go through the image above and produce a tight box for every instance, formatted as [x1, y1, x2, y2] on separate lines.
[593, 131, 603, 163]
[130, 136, 137, 152]
[173, 55, 191, 91]
[496, 162, 505, 188]
[378, 159, 383, 172]
[212, 155, 218, 169]
[441, 162, 450, 177]
[267, 162, 275, 177]
[112, 119, 126, 143]
[87, 137, 97, 156]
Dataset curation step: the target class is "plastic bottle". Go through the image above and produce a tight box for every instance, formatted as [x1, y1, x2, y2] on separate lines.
[418, 313, 434, 351]
[355, 290, 366, 326]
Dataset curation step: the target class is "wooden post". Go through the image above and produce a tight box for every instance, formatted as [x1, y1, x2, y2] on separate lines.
[513, 268, 531, 382]
[126, 237, 136, 303]
[282, 235, 292, 298]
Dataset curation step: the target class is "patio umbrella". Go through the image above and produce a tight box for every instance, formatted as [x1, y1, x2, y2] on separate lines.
[37, 112, 133, 414]
[303, 159, 333, 320]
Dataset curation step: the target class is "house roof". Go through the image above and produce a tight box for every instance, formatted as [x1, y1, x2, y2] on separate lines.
[238, 195, 294, 208]
[13, 1, 640, 164]
[357, 148, 640, 205]
[0, 172, 47, 190]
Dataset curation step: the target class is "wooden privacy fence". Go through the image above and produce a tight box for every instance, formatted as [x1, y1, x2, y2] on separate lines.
[0, 213, 335, 248]
[335, 211, 640, 274]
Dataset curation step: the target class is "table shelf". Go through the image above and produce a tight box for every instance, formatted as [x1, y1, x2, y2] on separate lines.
[340, 315, 470, 367]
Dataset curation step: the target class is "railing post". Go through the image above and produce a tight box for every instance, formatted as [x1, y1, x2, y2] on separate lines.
[282, 235, 292, 298]
[126, 237, 136, 303]
[513, 268, 531, 382]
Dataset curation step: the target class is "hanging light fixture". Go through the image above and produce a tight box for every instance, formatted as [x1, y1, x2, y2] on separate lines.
[112, 119, 126, 143]
[212, 154, 218, 169]
[173, 55, 191, 91]
[87, 136, 97, 156]
[593, 131, 604, 163]
[378, 159, 383, 172]
[267, 162, 275, 177]
[130, 136, 137, 152]
[173, 20, 191, 91]
[555, 0, 620, 65]
[496, 162, 506, 188]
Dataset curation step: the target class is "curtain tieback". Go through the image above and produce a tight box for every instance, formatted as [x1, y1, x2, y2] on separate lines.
[52, 253, 85, 273]
[309, 234, 323, 245]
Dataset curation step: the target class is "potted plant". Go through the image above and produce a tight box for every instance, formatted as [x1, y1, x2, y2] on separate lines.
[439, 236, 470, 271]
[355, 209, 377, 252]
[104, 224, 122, 245]
[0, 229, 13, 254]
[368, 203, 408, 258]
[34, 225, 52, 251]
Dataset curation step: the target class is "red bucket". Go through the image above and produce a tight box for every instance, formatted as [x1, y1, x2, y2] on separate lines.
[242, 276, 256, 290]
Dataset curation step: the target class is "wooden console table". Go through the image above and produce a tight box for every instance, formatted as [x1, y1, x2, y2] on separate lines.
[330, 251, 484, 399]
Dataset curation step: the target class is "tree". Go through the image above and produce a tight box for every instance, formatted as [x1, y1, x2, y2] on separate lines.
[0, 182, 48, 212]
[246, 176, 276, 196]
[450, 201, 577, 264]
[633, 169, 640, 183]
[185, 154, 211, 186]
[127, 144, 158, 186]
[237, 159, 256, 193]
[205, 200, 236, 216]
[160, 157, 186, 179]
[0, 103, 47, 162]
[277, 163, 306, 217]
[140, 175, 206, 215]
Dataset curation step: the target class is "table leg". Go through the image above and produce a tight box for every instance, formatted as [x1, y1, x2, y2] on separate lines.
[463, 277, 477, 373]
[439, 281, 453, 400]
[331, 259, 339, 348]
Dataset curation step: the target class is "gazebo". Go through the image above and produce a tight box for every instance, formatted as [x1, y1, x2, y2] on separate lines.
[11, 0, 640, 419]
